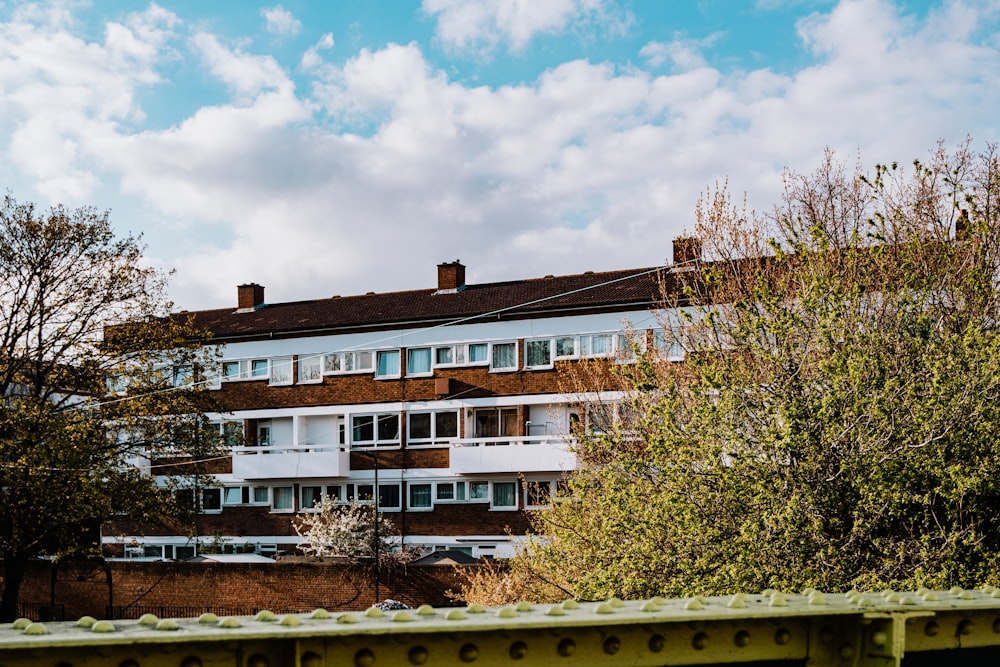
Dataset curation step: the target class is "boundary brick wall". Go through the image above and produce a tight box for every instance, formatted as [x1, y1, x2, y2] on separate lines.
[7, 559, 474, 620]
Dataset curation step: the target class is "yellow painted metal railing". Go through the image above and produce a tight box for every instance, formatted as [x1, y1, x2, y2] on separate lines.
[4, 587, 1000, 666]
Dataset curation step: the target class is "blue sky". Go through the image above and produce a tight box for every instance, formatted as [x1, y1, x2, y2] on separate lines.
[1, 0, 997, 310]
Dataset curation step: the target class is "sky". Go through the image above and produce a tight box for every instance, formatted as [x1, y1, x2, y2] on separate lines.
[1, 0, 998, 311]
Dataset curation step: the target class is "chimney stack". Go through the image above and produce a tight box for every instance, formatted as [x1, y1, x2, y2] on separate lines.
[237, 283, 265, 311]
[437, 261, 466, 292]
[672, 237, 702, 266]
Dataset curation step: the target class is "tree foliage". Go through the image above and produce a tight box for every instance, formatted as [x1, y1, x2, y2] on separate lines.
[293, 497, 397, 558]
[0, 195, 225, 621]
[461, 141, 1000, 604]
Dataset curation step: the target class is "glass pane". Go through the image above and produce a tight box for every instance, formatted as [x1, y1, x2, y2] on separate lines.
[555, 337, 576, 357]
[491, 343, 516, 369]
[302, 486, 322, 509]
[253, 487, 269, 503]
[409, 413, 432, 440]
[470, 481, 489, 499]
[590, 335, 611, 356]
[526, 481, 550, 506]
[474, 409, 498, 438]
[525, 340, 551, 367]
[454, 346, 465, 363]
[378, 484, 400, 508]
[407, 348, 432, 374]
[356, 484, 374, 501]
[455, 482, 466, 500]
[356, 351, 373, 371]
[493, 482, 516, 507]
[469, 343, 488, 362]
[435, 411, 458, 438]
[410, 483, 432, 508]
[272, 486, 293, 510]
[251, 359, 268, 377]
[270, 357, 292, 384]
[224, 487, 242, 504]
[222, 361, 241, 380]
[324, 353, 342, 373]
[202, 488, 222, 511]
[352, 416, 374, 443]
[435, 347, 453, 365]
[376, 350, 400, 376]
[436, 483, 454, 500]
[376, 414, 399, 442]
[299, 356, 322, 381]
[325, 485, 342, 501]
[500, 408, 518, 437]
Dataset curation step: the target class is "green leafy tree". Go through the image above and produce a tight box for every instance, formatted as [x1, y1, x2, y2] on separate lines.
[461, 142, 1000, 604]
[0, 195, 225, 621]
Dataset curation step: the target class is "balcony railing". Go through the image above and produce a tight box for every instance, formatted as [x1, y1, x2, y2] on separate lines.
[232, 443, 350, 479]
[449, 435, 578, 474]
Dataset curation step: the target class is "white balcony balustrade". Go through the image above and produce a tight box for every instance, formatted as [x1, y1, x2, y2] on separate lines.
[232, 442, 350, 479]
[448, 435, 578, 474]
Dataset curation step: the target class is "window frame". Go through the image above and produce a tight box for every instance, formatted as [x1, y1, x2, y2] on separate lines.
[297, 355, 323, 384]
[270, 486, 295, 512]
[268, 356, 293, 386]
[323, 350, 375, 375]
[350, 412, 401, 449]
[489, 341, 518, 372]
[407, 410, 460, 446]
[406, 347, 433, 377]
[491, 481, 519, 510]
[374, 349, 401, 379]
[524, 338, 554, 369]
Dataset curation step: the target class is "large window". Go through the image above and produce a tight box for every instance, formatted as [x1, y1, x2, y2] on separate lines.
[490, 342, 517, 371]
[653, 328, 685, 361]
[470, 481, 490, 501]
[492, 481, 518, 509]
[351, 413, 400, 448]
[323, 351, 374, 374]
[524, 339, 552, 368]
[406, 348, 432, 376]
[269, 357, 293, 386]
[580, 333, 613, 357]
[408, 410, 459, 445]
[524, 480, 553, 508]
[434, 343, 489, 367]
[271, 486, 294, 512]
[225, 485, 269, 505]
[375, 350, 401, 379]
[348, 483, 401, 510]
[474, 407, 518, 440]
[298, 355, 322, 383]
[409, 483, 432, 509]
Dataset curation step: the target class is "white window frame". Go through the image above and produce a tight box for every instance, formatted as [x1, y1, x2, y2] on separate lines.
[490, 480, 519, 510]
[489, 341, 518, 372]
[374, 349, 401, 379]
[469, 480, 490, 502]
[524, 338, 554, 369]
[406, 347, 433, 377]
[524, 480, 554, 509]
[350, 413, 401, 448]
[250, 359, 269, 379]
[435, 481, 466, 502]
[554, 336, 578, 360]
[407, 410, 460, 446]
[268, 356, 293, 386]
[347, 482, 402, 511]
[408, 483, 433, 510]
[323, 350, 375, 375]
[297, 355, 323, 384]
[653, 328, 685, 361]
[580, 333, 614, 358]
[270, 486, 295, 512]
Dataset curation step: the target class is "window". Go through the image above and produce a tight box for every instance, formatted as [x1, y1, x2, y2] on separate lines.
[435, 343, 487, 367]
[269, 357, 293, 386]
[203, 365, 221, 390]
[492, 481, 518, 509]
[525, 481, 552, 508]
[469, 343, 488, 363]
[408, 411, 459, 445]
[351, 483, 401, 509]
[470, 481, 489, 501]
[172, 365, 193, 387]
[251, 359, 269, 378]
[474, 408, 518, 440]
[202, 488, 222, 512]
[409, 483, 432, 509]
[407, 348, 432, 376]
[221, 421, 243, 448]
[324, 351, 374, 374]
[256, 422, 272, 447]
[617, 333, 639, 362]
[224, 485, 270, 505]
[301, 486, 324, 510]
[298, 355, 322, 383]
[436, 481, 465, 501]
[375, 350, 401, 378]
[524, 339, 552, 368]
[253, 487, 269, 504]
[271, 486, 294, 511]
[351, 413, 400, 448]
[554, 336, 577, 359]
[581, 334, 613, 357]
[490, 342, 517, 371]
[653, 329, 685, 361]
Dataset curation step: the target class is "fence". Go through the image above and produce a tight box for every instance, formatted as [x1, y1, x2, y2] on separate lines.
[5, 587, 1000, 666]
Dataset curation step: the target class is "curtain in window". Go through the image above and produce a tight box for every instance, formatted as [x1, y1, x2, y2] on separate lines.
[408, 348, 432, 374]
[469, 344, 488, 363]
[525, 340, 550, 366]
[492, 343, 515, 369]
[273, 486, 293, 510]
[377, 350, 400, 376]
[410, 484, 432, 508]
[270, 357, 292, 383]
[493, 482, 516, 507]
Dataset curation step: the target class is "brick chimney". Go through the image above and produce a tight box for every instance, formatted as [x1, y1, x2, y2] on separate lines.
[437, 261, 466, 292]
[237, 283, 265, 311]
[672, 237, 702, 266]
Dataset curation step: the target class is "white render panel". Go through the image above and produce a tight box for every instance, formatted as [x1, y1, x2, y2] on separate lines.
[232, 447, 350, 480]
[449, 440, 577, 474]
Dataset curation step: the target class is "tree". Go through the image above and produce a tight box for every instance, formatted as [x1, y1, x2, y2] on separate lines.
[293, 497, 396, 558]
[460, 141, 1000, 604]
[0, 195, 225, 621]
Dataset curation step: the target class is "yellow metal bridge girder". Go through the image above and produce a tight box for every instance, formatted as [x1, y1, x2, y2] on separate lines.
[4, 587, 1000, 666]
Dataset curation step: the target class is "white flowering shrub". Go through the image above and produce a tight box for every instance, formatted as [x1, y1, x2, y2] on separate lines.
[293, 496, 395, 557]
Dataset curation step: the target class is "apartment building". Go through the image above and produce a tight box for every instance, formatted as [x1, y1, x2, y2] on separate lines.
[107, 241, 698, 561]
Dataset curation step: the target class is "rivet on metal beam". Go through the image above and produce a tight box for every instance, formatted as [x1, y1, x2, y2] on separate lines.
[24, 623, 49, 635]
[924, 621, 940, 637]
[562, 600, 581, 610]
[602, 636, 621, 655]
[959, 619, 974, 636]
[466, 604, 486, 614]
[409, 646, 429, 664]
[138, 614, 159, 627]
[497, 607, 517, 619]
[839, 644, 856, 659]
[459, 643, 479, 662]
[311, 609, 332, 619]
[76, 616, 97, 628]
[692, 632, 709, 650]
[775, 629, 791, 645]
[354, 649, 375, 667]
[11, 618, 31, 630]
[91, 620, 116, 633]
[648, 634, 665, 653]
[198, 613, 219, 624]
[515, 601, 533, 612]
[769, 593, 787, 607]
[219, 618, 242, 628]
[727, 594, 747, 609]
[639, 601, 661, 612]
[302, 652, 323, 667]
[734, 630, 751, 647]
[445, 610, 466, 621]
[416, 605, 436, 616]
[557, 638, 576, 657]
[180, 657, 203, 667]
[509, 641, 528, 660]
[255, 610, 278, 622]
[808, 593, 827, 606]
[155, 620, 179, 631]
[871, 631, 888, 647]
[684, 599, 704, 611]
[280, 615, 302, 626]
[546, 606, 567, 616]
[364, 607, 384, 618]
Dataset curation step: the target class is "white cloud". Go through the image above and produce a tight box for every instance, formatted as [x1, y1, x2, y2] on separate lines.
[422, 0, 631, 54]
[0, 0, 998, 312]
[301, 32, 334, 70]
[260, 5, 302, 37]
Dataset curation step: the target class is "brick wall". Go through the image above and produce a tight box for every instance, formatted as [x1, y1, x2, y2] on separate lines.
[11, 559, 474, 620]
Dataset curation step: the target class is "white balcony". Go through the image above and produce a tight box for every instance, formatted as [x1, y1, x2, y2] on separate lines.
[449, 436, 578, 474]
[232, 443, 350, 480]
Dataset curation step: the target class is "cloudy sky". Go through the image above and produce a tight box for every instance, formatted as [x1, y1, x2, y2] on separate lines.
[1, 0, 998, 311]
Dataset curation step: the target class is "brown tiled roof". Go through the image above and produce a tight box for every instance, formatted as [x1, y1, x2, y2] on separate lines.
[182, 266, 671, 342]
